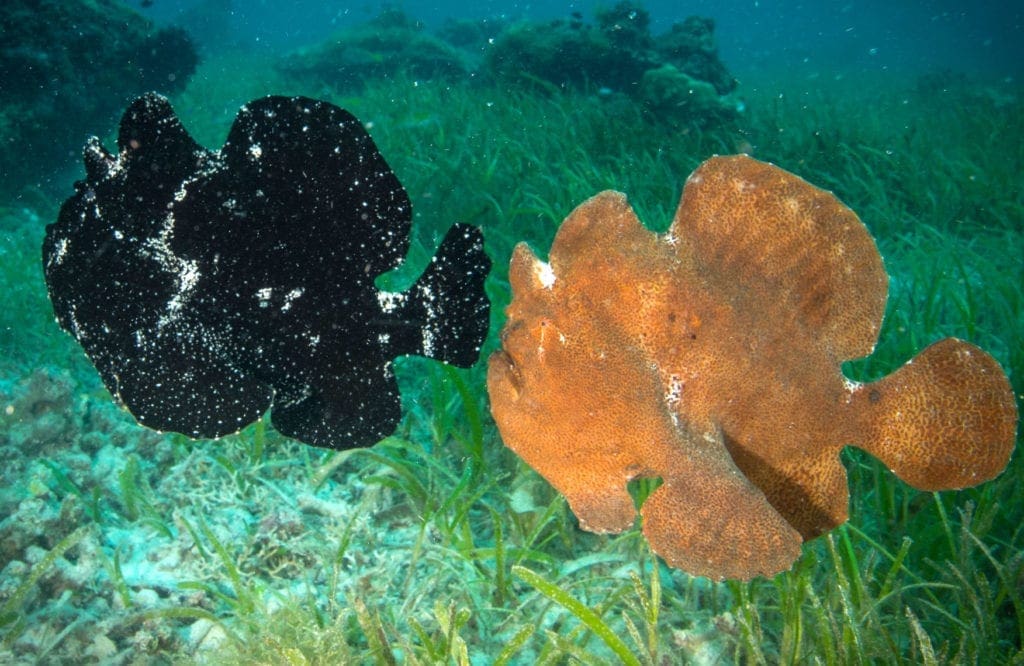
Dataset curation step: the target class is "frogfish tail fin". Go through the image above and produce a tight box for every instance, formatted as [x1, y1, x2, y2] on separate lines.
[852, 338, 1017, 491]
[406, 223, 491, 367]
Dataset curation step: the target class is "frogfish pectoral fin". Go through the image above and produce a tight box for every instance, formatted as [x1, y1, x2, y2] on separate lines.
[853, 337, 1017, 490]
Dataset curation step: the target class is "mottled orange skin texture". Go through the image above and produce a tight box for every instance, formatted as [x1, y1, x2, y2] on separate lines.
[487, 155, 1018, 581]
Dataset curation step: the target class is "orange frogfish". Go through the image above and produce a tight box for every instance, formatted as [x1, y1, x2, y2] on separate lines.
[487, 155, 1017, 580]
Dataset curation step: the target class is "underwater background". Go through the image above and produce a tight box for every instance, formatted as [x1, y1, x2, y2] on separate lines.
[1, 0, 1022, 663]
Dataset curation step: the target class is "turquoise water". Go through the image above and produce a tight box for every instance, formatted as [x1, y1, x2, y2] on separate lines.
[1, 1, 1021, 663]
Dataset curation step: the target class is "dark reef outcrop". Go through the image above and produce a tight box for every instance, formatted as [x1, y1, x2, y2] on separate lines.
[0, 0, 198, 199]
[279, 3, 741, 129]
[278, 9, 469, 89]
[485, 2, 740, 126]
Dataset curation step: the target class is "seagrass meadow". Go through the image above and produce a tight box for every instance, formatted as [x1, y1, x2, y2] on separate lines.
[1, 50, 1022, 664]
